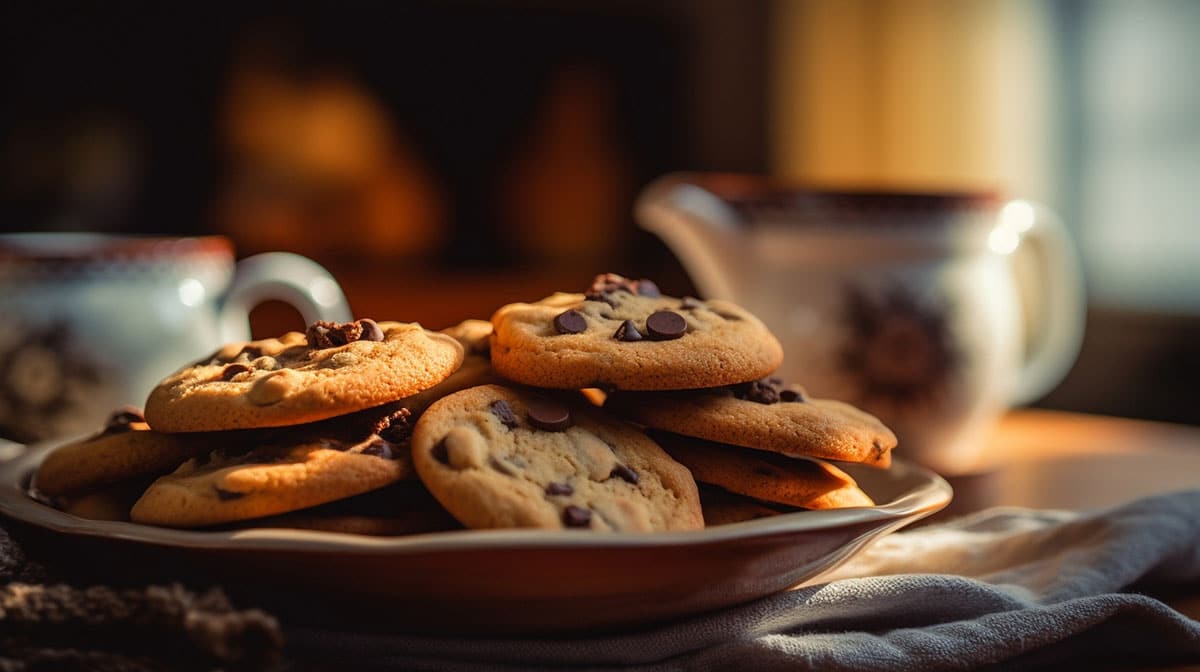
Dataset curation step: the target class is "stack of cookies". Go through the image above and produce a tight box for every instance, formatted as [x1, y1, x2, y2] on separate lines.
[33, 274, 897, 534]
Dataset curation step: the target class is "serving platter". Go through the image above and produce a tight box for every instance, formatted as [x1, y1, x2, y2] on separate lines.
[0, 439, 950, 635]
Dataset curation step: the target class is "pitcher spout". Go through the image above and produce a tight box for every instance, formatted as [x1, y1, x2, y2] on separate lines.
[635, 173, 748, 302]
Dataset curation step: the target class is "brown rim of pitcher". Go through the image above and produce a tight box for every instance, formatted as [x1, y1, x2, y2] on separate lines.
[684, 173, 1004, 220]
[0, 233, 234, 264]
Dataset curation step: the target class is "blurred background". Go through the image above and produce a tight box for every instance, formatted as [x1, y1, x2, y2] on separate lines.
[2, 0, 1197, 425]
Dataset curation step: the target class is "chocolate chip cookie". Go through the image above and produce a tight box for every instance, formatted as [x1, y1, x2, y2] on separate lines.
[398, 320, 503, 417]
[652, 431, 875, 509]
[489, 274, 783, 390]
[34, 408, 208, 498]
[411, 384, 704, 531]
[144, 319, 464, 432]
[608, 377, 896, 466]
[130, 410, 415, 527]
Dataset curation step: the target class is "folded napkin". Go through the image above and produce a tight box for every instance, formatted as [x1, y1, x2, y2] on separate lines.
[285, 489, 1200, 671]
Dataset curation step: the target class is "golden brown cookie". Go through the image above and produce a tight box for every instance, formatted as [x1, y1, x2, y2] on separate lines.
[652, 431, 875, 509]
[144, 320, 464, 432]
[411, 384, 704, 531]
[397, 320, 503, 417]
[34, 409, 207, 497]
[59, 478, 156, 522]
[489, 274, 783, 391]
[130, 410, 414, 528]
[608, 377, 896, 466]
[697, 484, 789, 526]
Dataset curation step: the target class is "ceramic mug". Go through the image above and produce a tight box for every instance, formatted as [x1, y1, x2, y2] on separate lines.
[638, 174, 1086, 474]
[0, 233, 352, 443]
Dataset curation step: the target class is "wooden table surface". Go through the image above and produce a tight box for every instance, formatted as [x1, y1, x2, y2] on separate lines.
[944, 409, 1200, 627]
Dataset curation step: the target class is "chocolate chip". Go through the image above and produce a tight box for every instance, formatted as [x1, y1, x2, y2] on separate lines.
[780, 389, 806, 403]
[562, 505, 592, 527]
[553, 309, 588, 335]
[431, 440, 450, 465]
[488, 400, 519, 429]
[679, 296, 703, 310]
[306, 320, 363, 348]
[732, 379, 780, 404]
[645, 310, 687, 340]
[636, 279, 661, 297]
[527, 398, 573, 431]
[357, 318, 385, 342]
[546, 482, 574, 496]
[610, 464, 639, 484]
[613, 320, 643, 342]
[214, 486, 246, 501]
[377, 409, 413, 443]
[219, 363, 252, 381]
[361, 440, 395, 460]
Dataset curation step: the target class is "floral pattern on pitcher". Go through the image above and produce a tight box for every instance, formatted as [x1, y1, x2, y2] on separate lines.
[0, 321, 106, 443]
[838, 284, 962, 411]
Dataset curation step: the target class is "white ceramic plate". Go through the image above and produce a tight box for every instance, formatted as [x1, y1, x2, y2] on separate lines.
[0, 440, 951, 634]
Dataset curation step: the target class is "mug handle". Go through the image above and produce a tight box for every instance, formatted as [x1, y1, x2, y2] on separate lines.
[217, 252, 353, 342]
[999, 200, 1087, 405]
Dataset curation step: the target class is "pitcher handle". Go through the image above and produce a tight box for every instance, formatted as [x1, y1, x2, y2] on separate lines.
[218, 252, 353, 343]
[998, 200, 1087, 405]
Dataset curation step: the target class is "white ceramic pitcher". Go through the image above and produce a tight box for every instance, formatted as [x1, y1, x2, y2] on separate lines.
[637, 173, 1085, 473]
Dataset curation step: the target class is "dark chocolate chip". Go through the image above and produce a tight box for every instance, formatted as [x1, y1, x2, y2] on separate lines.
[636, 279, 661, 297]
[306, 320, 362, 348]
[357, 318, 385, 342]
[214, 486, 246, 501]
[489, 399, 519, 429]
[562, 505, 592, 527]
[613, 320, 643, 342]
[780, 389, 806, 403]
[553, 309, 588, 335]
[378, 409, 414, 443]
[219, 363, 252, 381]
[361, 439, 395, 460]
[431, 440, 450, 465]
[610, 464, 639, 484]
[527, 398, 573, 432]
[733, 379, 780, 404]
[645, 310, 687, 340]
[546, 482, 574, 496]
[679, 296, 703, 310]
